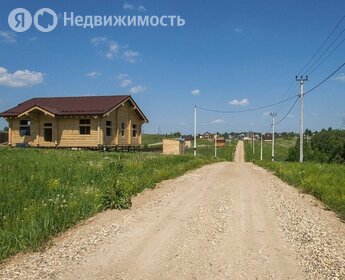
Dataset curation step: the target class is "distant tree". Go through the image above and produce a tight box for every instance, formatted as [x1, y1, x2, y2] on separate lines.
[287, 137, 314, 162]
[288, 129, 345, 163]
[305, 128, 312, 136]
[311, 130, 345, 163]
[3, 126, 9, 132]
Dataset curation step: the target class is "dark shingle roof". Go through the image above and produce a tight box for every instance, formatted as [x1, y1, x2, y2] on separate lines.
[0, 95, 148, 122]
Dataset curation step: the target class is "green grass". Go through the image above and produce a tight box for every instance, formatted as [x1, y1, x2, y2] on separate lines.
[185, 139, 238, 161]
[244, 137, 295, 162]
[0, 147, 218, 262]
[255, 161, 345, 221]
[141, 134, 166, 146]
[244, 137, 345, 221]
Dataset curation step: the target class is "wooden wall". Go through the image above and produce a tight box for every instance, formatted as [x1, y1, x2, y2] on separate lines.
[7, 101, 144, 147]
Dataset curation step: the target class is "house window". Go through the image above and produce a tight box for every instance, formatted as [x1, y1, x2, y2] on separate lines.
[44, 123, 53, 142]
[79, 119, 91, 135]
[121, 122, 125, 137]
[132, 124, 138, 138]
[19, 120, 31, 136]
[106, 121, 112, 137]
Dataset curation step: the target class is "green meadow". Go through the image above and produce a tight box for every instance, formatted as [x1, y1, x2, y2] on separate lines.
[0, 147, 226, 262]
[245, 137, 345, 221]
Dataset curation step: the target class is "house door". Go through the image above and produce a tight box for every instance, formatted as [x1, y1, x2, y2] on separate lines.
[44, 123, 53, 142]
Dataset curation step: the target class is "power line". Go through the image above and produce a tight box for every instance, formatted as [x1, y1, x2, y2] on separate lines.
[196, 95, 297, 114]
[275, 60, 345, 126]
[304, 28, 345, 75]
[308, 35, 345, 75]
[305, 60, 345, 96]
[275, 97, 299, 125]
[299, 14, 345, 75]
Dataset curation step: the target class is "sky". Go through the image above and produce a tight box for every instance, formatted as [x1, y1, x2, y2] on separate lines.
[0, 0, 345, 134]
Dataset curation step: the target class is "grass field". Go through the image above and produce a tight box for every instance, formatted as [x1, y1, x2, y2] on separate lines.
[244, 137, 296, 162]
[244, 137, 345, 221]
[141, 134, 166, 146]
[185, 139, 238, 161]
[0, 147, 219, 262]
[256, 161, 345, 221]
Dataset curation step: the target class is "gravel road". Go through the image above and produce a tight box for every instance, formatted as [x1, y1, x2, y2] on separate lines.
[1, 141, 344, 279]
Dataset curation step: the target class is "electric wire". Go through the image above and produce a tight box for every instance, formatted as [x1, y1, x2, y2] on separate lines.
[275, 97, 299, 126]
[196, 95, 297, 114]
[304, 60, 345, 96]
[299, 14, 345, 75]
[304, 28, 345, 75]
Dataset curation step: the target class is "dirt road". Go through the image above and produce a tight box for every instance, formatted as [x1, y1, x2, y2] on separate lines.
[1, 141, 344, 279]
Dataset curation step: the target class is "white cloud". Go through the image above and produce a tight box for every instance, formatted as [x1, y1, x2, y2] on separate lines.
[0, 67, 44, 88]
[120, 79, 133, 88]
[123, 50, 140, 63]
[85, 72, 101, 78]
[229, 98, 249, 106]
[191, 89, 200, 96]
[333, 73, 345, 82]
[211, 118, 225, 124]
[123, 2, 146, 12]
[235, 27, 243, 34]
[123, 2, 135, 10]
[0, 31, 16, 43]
[117, 73, 128, 80]
[137, 5, 147, 12]
[129, 85, 146, 94]
[117, 73, 133, 87]
[91, 36, 107, 46]
[91, 37, 140, 62]
[106, 41, 120, 59]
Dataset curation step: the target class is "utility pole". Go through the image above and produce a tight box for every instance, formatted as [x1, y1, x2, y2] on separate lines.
[260, 133, 263, 161]
[270, 112, 277, 162]
[296, 75, 308, 163]
[214, 133, 217, 157]
[252, 132, 255, 154]
[194, 105, 197, 156]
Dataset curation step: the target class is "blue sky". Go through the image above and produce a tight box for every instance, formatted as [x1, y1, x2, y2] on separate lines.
[0, 0, 345, 134]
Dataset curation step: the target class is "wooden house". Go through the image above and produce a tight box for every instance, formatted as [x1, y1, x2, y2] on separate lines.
[0, 95, 148, 148]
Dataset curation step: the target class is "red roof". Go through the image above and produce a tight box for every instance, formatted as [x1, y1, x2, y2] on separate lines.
[0, 95, 148, 121]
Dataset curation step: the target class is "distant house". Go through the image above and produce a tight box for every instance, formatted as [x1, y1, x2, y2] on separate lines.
[200, 132, 213, 140]
[215, 137, 225, 147]
[184, 136, 194, 148]
[263, 133, 273, 142]
[0, 95, 148, 148]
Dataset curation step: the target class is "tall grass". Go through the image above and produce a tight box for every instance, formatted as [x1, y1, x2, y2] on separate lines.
[244, 137, 295, 162]
[256, 161, 345, 221]
[0, 148, 216, 262]
[185, 139, 238, 161]
[243, 137, 345, 221]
